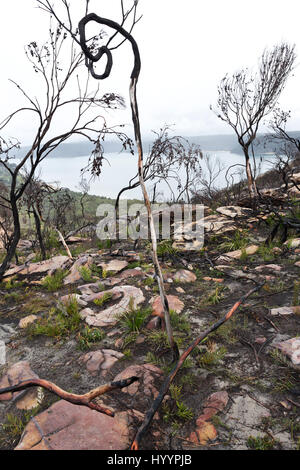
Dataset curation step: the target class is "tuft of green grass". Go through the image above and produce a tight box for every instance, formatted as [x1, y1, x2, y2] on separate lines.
[156, 240, 178, 258]
[247, 435, 275, 450]
[78, 266, 94, 283]
[77, 325, 105, 351]
[197, 344, 227, 368]
[93, 292, 114, 307]
[119, 305, 151, 333]
[220, 230, 249, 252]
[28, 297, 81, 339]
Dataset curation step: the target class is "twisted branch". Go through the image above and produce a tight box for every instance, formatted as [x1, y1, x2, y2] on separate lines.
[0, 376, 139, 417]
[78, 12, 178, 361]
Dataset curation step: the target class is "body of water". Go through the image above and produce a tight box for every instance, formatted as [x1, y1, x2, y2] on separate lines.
[16, 150, 276, 200]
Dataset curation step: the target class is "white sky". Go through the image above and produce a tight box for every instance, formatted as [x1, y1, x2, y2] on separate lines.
[1, 0, 300, 145]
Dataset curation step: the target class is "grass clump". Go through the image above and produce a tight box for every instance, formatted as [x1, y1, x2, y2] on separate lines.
[247, 435, 275, 450]
[78, 266, 94, 283]
[156, 240, 177, 258]
[28, 297, 81, 339]
[77, 325, 105, 351]
[42, 269, 68, 292]
[93, 292, 114, 307]
[120, 304, 151, 333]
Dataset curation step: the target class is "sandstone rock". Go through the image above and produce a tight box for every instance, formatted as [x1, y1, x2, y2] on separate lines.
[98, 260, 128, 274]
[18, 315, 38, 329]
[216, 206, 252, 219]
[272, 337, 300, 365]
[78, 283, 103, 295]
[150, 295, 184, 318]
[203, 277, 224, 283]
[173, 269, 197, 283]
[222, 245, 259, 260]
[284, 238, 300, 249]
[113, 364, 163, 399]
[176, 287, 185, 294]
[0, 361, 39, 405]
[255, 264, 282, 273]
[295, 261, 300, 268]
[15, 400, 132, 450]
[83, 286, 145, 327]
[270, 306, 299, 316]
[5, 255, 70, 278]
[64, 255, 93, 285]
[187, 391, 228, 446]
[79, 349, 124, 376]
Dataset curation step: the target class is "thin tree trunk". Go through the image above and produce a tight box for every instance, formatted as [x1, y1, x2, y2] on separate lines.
[33, 207, 46, 260]
[0, 199, 21, 280]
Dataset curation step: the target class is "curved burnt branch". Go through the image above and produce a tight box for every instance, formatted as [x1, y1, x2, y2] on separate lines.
[0, 376, 139, 417]
[78, 11, 178, 361]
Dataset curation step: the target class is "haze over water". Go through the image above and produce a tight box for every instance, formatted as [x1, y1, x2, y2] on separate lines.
[17, 150, 276, 200]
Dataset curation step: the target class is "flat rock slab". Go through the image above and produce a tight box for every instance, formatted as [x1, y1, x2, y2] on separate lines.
[284, 238, 300, 249]
[173, 269, 197, 283]
[222, 245, 259, 260]
[270, 306, 300, 316]
[79, 349, 124, 376]
[216, 206, 252, 219]
[255, 264, 282, 273]
[82, 286, 145, 327]
[18, 315, 38, 329]
[5, 255, 70, 278]
[0, 361, 39, 409]
[98, 260, 128, 274]
[223, 394, 271, 449]
[15, 400, 132, 450]
[114, 364, 163, 400]
[150, 295, 184, 317]
[273, 337, 300, 365]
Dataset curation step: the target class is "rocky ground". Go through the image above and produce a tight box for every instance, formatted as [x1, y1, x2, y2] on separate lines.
[0, 205, 299, 451]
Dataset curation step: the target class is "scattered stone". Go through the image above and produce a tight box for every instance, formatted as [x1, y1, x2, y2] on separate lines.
[272, 247, 282, 255]
[272, 337, 300, 365]
[15, 400, 132, 450]
[113, 364, 163, 400]
[176, 287, 185, 294]
[5, 255, 70, 278]
[255, 336, 267, 344]
[270, 306, 300, 316]
[77, 283, 102, 295]
[173, 269, 197, 283]
[64, 255, 93, 285]
[98, 260, 128, 274]
[79, 349, 124, 376]
[150, 295, 184, 318]
[255, 264, 282, 273]
[203, 277, 224, 283]
[284, 238, 300, 249]
[216, 206, 252, 219]
[223, 394, 271, 449]
[187, 391, 228, 446]
[18, 315, 38, 329]
[0, 361, 39, 406]
[222, 245, 259, 260]
[83, 286, 145, 327]
[0, 324, 15, 344]
[146, 316, 161, 330]
[295, 261, 300, 268]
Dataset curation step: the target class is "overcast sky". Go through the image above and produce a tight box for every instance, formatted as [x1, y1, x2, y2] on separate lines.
[1, 0, 300, 145]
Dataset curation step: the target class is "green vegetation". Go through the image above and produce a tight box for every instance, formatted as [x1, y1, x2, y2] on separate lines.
[247, 435, 275, 450]
[93, 292, 114, 307]
[156, 240, 178, 258]
[42, 269, 68, 292]
[120, 305, 151, 333]
[220, 230, 249, 252]
[77, 325, 105, 351]
[78, 266, 94, 283]
[28, 297, 81, 339]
